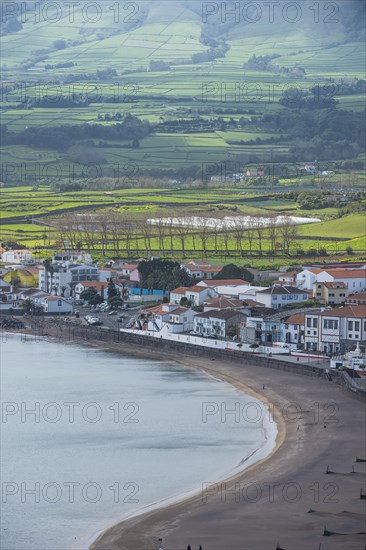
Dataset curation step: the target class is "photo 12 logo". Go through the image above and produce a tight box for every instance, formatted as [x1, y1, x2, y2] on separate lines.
[2, 480, 139, 504]
[1, 2, 140, 25]
[202, 480, 339, 504]
[0, 161, 141, 185]
[201, 2, 340, 24]
[201, 401, 340, 424]
[2, 401, 140, 424]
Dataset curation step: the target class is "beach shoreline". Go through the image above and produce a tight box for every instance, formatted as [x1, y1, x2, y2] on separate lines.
[87, 356, 284, 550]
[16, 328, 366, 550]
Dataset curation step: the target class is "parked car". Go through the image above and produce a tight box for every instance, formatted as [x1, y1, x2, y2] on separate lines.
[90, 320, 103, 326]
[87, 317, 101, 325]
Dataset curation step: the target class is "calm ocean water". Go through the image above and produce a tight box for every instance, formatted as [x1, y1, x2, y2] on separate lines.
[1, 334, 276, 550]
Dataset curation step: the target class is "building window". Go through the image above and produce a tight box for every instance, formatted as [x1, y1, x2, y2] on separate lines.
[324, 319, 338, 330]
[355, 321, 360, 331]
[348, 321, 353, 331]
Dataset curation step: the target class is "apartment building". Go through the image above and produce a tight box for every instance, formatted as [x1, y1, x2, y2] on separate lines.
[304, 305, 366, 354]
[313, 281, 348, 305]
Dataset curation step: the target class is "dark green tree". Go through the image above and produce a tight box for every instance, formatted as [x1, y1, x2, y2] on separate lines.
[80, 287, 103, 305]
[138, 259, 193, 291]
[107, 279, 119, 303]
[214, 264, 254, 282]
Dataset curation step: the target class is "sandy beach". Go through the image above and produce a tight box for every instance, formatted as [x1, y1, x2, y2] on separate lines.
[20, 328, 366, 550]
[87, 344, 365, 550]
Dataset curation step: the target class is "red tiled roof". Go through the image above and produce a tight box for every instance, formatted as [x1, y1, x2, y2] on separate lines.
[187, 285, 209, 293]
[121, 264, 138, 270]
[171, 287, 188, 294]
[347, 291, 366, 301]
[326, 269, 366, 279]
[319, 305, 366, 318]
[184, 263, 221, 273]
[78, 281, 107, 291]
[143, 305, 168, 315]
[169, 307, 190, 315]
[284, 313, 305, 325]
[204, 297, 243, 307]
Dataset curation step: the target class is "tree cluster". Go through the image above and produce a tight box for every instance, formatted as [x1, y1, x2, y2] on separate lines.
[138, 259, 194, 291]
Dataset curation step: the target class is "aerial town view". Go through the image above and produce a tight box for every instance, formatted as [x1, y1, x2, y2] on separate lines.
[0, 1, 365, 549]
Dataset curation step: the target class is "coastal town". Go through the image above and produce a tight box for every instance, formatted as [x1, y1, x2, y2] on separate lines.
[1, 249, 366, 376]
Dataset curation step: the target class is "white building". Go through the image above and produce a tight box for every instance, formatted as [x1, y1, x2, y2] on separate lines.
[296, 269, 326, 290]
[170, 285, 218, 306]
[185, 285, 218, 306]
[0, 292, 22, 310]
[282, 313, 305, 346]
[1, 249, 35, 264]
[239, 315, 282, 346]
[74, 281, 118, 301]
[53, 252, 93, 264]
[42, 296, 74, 314]
[304, 305, 366, 354]
[39, 263, 99, 296]
[168, 306, 196, 333]
[170, 287, 187, 304]
[193, 310, 246, 339]
[323, 269, 366, 293]
[141, 303, 195, 333]
[296, 267, 366, 292]
[181, 261, 221, 280]
[254, 285, 309, 309]
[120, 264, 138, 277]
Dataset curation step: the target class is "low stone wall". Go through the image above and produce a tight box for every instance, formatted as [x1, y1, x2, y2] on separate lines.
[27, 321, 366, 402]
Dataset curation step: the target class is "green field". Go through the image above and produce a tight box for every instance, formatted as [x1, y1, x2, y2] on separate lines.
[1, 1, 365, 263]
[1, 185, 365, 259]
[1, 1, 365, 177]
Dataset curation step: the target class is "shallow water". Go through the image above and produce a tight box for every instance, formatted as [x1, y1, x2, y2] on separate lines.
[1, 334, 276, 550]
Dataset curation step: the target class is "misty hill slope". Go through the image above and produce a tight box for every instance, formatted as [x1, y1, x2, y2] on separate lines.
[1, 0, 364, 74]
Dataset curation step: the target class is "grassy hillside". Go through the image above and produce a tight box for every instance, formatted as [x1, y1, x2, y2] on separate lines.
[0, 0, 364, 263]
